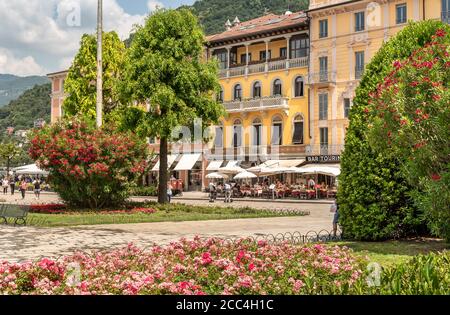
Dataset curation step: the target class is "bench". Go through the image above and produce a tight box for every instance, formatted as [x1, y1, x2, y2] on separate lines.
[0, 204, 30, 226]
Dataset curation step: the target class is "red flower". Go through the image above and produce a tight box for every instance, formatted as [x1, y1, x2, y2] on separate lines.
[363, 108, 369, 114]
[432, 94, 441, 101]
[431, 174, 441, 181]
[393, 60, 402, 69]
[410, 81, 419, 87]
[435, 29, 446, 37]
[248, 263, 256, 271]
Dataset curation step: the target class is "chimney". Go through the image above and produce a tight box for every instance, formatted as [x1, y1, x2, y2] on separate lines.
[233, 16, 241, 27]
[225, 19, 232, 31]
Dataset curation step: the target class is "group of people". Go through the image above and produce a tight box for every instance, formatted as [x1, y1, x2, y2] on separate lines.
[208, 182, 234, 203]
[1, 175, 43, 200]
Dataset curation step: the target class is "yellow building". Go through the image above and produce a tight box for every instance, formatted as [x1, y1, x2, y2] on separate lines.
[307, 0, 446, 155]
[205, 12, 311, 167]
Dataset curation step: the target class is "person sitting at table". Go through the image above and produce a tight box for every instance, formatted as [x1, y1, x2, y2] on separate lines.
[308, 178, 316, 190]
[299, 182, 306, 190]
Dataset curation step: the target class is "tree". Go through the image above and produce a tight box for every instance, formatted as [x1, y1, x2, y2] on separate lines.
[28, 118, 149, 209]
[0, 142, 22, 174]
[368, 28, 450, 240]
[120, 9, 224, 203]
[338, 21, 449, 241]
[63, 32, 126, 121]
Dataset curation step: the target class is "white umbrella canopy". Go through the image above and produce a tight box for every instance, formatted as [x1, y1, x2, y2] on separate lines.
[206, 172, 228, 179]
[218, 165, 246, 175]
[234, 171, 257, 180]
[13, 164, 48, 175]
[293, 166, 341, 177]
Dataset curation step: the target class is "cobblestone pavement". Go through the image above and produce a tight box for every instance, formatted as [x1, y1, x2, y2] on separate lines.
[0, 192, 333, 263]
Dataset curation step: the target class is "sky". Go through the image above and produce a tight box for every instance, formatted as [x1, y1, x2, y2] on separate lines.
[0, 0, 195, 77]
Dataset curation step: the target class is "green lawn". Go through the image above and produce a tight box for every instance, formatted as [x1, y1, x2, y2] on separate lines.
[25, 203, 309, 227]
[332, 239, 449, 267]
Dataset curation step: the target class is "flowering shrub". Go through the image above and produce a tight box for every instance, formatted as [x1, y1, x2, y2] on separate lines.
[338, 21, 450, 240]
[0, 238, 367, 295]
[28, 118, 149, 209]
[368, 28, 450, 241]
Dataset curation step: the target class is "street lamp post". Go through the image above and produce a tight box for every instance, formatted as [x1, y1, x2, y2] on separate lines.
[96, 0, 103, 128]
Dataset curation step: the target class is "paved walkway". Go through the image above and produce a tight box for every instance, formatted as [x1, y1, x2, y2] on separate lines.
[0, 192, 333, 263]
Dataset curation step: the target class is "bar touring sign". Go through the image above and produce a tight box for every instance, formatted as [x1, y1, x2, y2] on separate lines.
[306, 155, 341, 163]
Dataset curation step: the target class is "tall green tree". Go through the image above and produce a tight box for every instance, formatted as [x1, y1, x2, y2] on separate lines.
[0, 142, 22, 174]
[63, 32, 126, 121]
[120, 9, 224, 203]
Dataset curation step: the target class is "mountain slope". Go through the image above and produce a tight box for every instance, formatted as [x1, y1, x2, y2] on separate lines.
[183, 0, 309, 35]
[0, 74, 49, 107]
[0, 83, 51, 137]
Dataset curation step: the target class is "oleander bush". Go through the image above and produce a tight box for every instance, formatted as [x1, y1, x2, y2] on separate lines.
[339, 21, 450, 241]
[28, 118, 149, 209]
[1, 239, 448, 295]
[367, 28, 450, 241]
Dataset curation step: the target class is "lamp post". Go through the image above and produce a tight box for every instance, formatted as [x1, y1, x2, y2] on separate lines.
[96, 0, 103, 128]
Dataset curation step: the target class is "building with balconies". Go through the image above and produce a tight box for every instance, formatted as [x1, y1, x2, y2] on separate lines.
[205, 11, 311, 166]
[308, 0, 446, 155]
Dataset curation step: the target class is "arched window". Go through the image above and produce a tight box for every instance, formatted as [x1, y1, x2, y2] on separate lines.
[294, 76, 304, 97]
[252, 118, 262, 146]
[217, 87, 224, 102]
[273, 79, 282, 96]
[292, 114, 304, 145]
[214, 122, 224, 148]
[271, 115, 283, 146]
[253, 81, 262, 98]
[234, 84, 242, 101]
[233, 119, 242, 148]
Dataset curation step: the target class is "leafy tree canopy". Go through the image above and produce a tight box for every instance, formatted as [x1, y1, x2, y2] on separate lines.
[63, 32, 126, 121]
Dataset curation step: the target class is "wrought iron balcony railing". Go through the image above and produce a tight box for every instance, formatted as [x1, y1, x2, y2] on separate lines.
[308, 71, 337, 85]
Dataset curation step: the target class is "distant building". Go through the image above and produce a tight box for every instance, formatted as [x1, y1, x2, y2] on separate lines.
[47, 70, 69, 123]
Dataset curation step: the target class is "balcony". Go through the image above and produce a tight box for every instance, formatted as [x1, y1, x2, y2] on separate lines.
[218, 57, 309, 79]
[222, 96, 289, 113]
[308, 71, 337, 86]
[442, 11, 450, 24]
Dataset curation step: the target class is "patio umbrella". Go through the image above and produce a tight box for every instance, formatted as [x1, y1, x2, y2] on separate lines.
[206, 172, 228, 179]
[234, 171, 257, 180]
[218, 165, 246, 175]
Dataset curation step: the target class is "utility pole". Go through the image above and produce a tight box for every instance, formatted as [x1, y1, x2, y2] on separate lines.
[96, 0, 103, 128]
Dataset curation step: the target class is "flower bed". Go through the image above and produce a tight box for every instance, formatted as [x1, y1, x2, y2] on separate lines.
[0, 238, 366, 295]
[29, 204, 156, 215]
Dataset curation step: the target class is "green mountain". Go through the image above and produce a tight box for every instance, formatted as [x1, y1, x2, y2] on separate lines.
[0, 74, 49, 107]
[182, 0, 309, 35]
[125, 0, 309, 46]
[0, 83, 51, 138]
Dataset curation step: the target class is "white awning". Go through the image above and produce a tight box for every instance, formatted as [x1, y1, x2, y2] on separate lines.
[174, 154, 201, 171]
[152, 154, 179, 171]
[206, 160, 223, 171]
[261, 159, 305, 168]
[218, 161, 245, 174]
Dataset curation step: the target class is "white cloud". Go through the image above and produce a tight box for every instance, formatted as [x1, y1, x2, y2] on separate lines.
[147, 0, 164, 12]
[0, 0, 146, 76]
[0, 49, 47, 76]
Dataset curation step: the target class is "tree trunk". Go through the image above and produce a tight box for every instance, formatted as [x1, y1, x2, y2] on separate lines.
[6, 158, 10, 177]
[158, 136, 168, 204]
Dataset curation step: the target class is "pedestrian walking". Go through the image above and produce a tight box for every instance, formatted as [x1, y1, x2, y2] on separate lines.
[10, 177, 16, 195]
[2, 177, 9, 195]
[330, 199, 340, 237]
[33, 179, 41, 200]
[167, 182, 173, 203]
[20, 179, 27, 200]
[224, 182, 232, 203]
